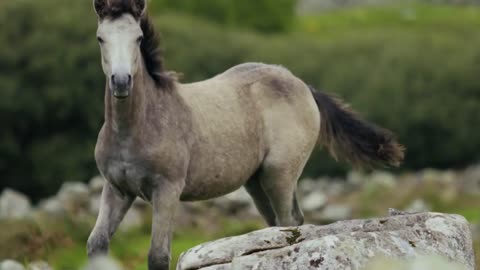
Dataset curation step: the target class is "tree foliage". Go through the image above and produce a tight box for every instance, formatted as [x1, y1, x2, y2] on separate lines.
[1, 0, 479, 199]
[151, 0, 296, 33]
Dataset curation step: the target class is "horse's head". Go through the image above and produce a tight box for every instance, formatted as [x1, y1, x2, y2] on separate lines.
[94, 0, 147, 99]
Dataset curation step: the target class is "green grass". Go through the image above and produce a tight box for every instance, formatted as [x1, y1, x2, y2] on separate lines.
[0, 216, 263, 270]
[296, 4, 480, 37]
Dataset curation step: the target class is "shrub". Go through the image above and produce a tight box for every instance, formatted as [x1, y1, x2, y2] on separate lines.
[0, 1, 479, 199]
[151, 0, 296, 33]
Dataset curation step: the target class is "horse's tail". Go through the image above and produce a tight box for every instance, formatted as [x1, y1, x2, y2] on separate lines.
[309, 86, 405, 168]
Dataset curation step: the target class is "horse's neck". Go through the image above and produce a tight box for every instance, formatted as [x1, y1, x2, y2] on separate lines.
[104, 70, 157, 138]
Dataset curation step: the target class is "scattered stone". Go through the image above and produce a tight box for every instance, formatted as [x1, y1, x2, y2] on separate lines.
[88, 195, 102, 216]
[422, 169, 456, 185]
[369, 171, 397, 188]
[347, 170, 365, 186]
[132, 198, 149, 210]
[177, 212, 474, 270]
[83, 256, 123, 270]
[405, 199, 431, 213]
[314, 204, 352, 222]
[321, 180, 348, 197]
[365, 255, 468, 270]
[119, 208, 144, 232]
[38, 197, 64, 216]
[461, 164, 480, 194]
[0, 189, 32, 220]
[27, 261, 52, 270]
[0, 260, 25, 270]
[298, 178, 317, 196]
[88, 176, 105, 194]
[212, 188, 253, 215]
[57, 182, 90, 214]
[301, 190, 327, 212]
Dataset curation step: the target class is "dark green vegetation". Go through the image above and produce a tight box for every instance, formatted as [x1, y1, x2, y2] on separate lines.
[1, 0, 480, 199]
[152, 0, 296, 33]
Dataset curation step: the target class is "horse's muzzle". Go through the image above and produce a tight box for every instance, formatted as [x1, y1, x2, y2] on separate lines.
[111, 73, 132, 99]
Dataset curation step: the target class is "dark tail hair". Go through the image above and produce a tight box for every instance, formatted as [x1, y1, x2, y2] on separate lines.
[309, 86, 405, 168]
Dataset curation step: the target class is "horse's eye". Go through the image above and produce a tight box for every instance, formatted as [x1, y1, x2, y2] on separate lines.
[97, 37, 104, 44]
[137, 36, 144, 44]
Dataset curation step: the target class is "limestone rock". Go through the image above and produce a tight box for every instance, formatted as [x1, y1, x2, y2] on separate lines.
[88, 176, 105, 194]
[119, 207, 144, 232]
[312, 204, 352, 223]
[461, 164, 480, 195]
[57, 182, 90, 214]
[88, 195, 102, 216]
[0, 260, 25, 270]
[212, 188, 253, 215]
[38, 197, 64, 216]
[365, 255, 468, 270]
[405, 199, 431, 213]
[176, 212, 474, 270]
[0, 189, 32, 219]
[301, 191, 328, 212]
[27, 261, 53, 270]
[369, 171, 397, 188]
[83, 256, 123, 270]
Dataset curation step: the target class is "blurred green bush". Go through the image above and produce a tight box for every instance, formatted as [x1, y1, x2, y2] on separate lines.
[1, 0, 479, 199]
[151, 0, 296, 33]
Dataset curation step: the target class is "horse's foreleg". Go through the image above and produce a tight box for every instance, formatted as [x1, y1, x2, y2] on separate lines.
[148, 178, 184, 270]
[87, 182, 134, 258]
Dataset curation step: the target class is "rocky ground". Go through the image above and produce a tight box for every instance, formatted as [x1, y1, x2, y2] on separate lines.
[1, 164, 480, 269]
[177, 212, 474, 270]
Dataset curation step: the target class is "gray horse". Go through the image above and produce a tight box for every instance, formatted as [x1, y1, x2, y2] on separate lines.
[87, 0, 405, 269]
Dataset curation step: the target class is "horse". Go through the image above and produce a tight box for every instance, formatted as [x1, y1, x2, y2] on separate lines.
[87, 0, 405, 269]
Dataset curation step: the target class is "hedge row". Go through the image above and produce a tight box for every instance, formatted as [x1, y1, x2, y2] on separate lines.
[1, 0, 479, 199]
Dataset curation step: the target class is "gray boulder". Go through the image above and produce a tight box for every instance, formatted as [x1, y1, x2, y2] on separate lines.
[176, 212, 474, 270]
[212, 188, 254, 215]
[83, 256, 122, 270]
[27, 261, 53, 270]
[311, 204, 352, 223]
[301, 190, 328, 212]
[405, 199, 431, 213]
[365, 255, 468, 270]
[0, 261, 25, 270]
[368, 171, 397, 188]
[88, 195, 102, 216]
[38, 197, 64, 216]
[57, 182, 90, 214]
[119, 207, 144, 232]
[88, 176, 105, 194]
[0, 189, 32, 220]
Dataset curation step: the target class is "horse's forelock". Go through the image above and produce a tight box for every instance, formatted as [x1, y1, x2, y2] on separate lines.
[96, 0, 144, 20]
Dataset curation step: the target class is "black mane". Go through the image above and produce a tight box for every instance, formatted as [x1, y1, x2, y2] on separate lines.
[139, 16, 175, 90]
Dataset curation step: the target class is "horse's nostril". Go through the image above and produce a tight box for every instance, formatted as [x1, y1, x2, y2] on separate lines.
[127, 74, 132, 84]
[111, 75, 116, 84]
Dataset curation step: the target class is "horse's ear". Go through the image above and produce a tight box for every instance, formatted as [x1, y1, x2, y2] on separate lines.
[132, 0, 147, 18]
[93, 0, 108, 18]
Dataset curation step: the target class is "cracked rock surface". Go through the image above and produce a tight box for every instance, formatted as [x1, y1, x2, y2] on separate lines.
[176, 212, 474, 270]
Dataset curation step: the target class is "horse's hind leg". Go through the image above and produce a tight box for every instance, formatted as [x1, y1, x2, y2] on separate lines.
[292, 192, 304, 225]
[244, 172, 277, 226]
[258, 164, 305, 227]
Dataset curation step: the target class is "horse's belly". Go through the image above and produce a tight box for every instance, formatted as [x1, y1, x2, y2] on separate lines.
[181, 147, 262, 201]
